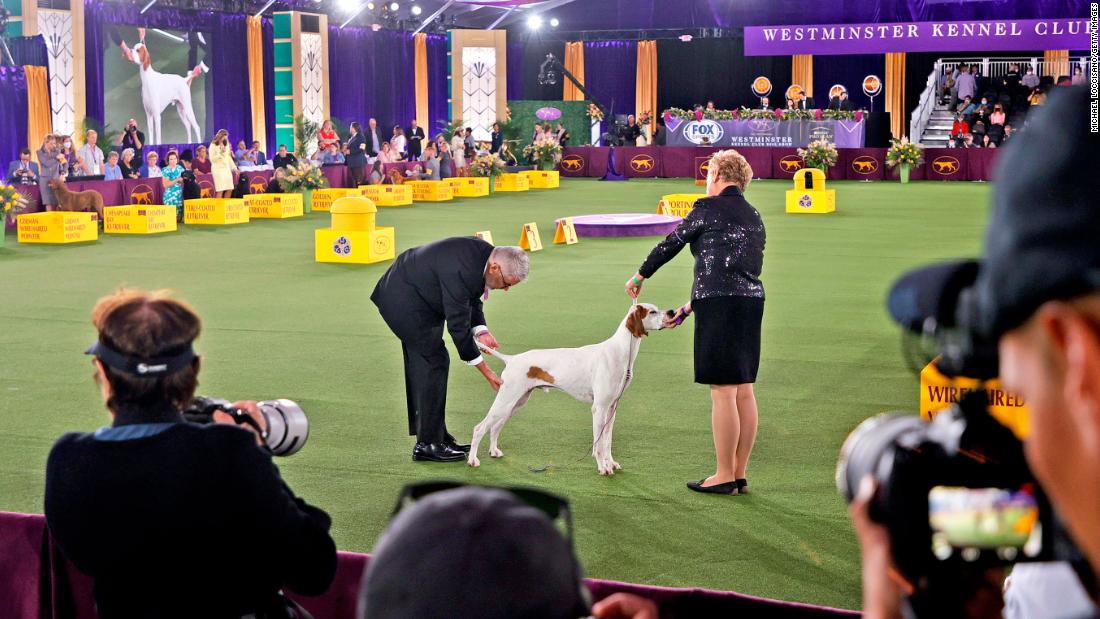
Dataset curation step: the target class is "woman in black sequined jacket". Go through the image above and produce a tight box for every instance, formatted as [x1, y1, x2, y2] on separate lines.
[626, 149, 766, 496]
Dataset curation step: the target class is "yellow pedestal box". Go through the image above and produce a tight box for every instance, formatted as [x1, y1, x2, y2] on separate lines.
[494, 173, 530, 192]
[784, 169, 836, 214]
[244, 193, 304, 219]
[453, 177, 490, 197]
[310, 188, 359, 213]
[359, 184, 414, 207]
[520, 170, 560, 188]
[184, 199, 249, 225]
[314, 196, 396, 264]
[658, 193, 705, 217]
[441, 178, 462, 192]
[406, 180, 454, 202]
[17, 211, 98, 244]
[921, 359, 1029, 439]
[104, 205, 177, 234]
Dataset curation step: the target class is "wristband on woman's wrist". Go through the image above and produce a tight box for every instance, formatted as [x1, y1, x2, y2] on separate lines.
[631, 276, 643, 285]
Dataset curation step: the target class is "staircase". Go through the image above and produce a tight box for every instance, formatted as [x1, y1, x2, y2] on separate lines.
[920, 103, 954, 148]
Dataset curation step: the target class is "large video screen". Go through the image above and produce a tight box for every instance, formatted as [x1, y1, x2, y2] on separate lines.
[103, 26, 210, 145]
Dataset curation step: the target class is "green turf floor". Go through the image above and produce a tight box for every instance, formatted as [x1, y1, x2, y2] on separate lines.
[0, 177, 992, 609]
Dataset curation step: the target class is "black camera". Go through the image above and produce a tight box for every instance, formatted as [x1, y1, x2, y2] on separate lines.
[184, 396, 309, 456]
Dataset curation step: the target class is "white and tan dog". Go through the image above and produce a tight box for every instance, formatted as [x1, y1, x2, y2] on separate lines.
[468, 303, 672, 475]
[121, 33, 206, 145]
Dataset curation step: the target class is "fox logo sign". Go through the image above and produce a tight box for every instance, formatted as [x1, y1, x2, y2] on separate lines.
[683, 120, 724, 145]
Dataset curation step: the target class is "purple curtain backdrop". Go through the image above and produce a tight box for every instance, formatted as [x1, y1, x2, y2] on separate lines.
[262, 18, 276, 152]
[507, 40, 525, 101]
[583, 40, 637, 134]
[0, 67, 30, 166]
[426, 33, 449, 136]
[328, 26, 416, 132]
[83, 0, 252, 145]
[813, 54, 886, 110]
[8, 36, 49, 67]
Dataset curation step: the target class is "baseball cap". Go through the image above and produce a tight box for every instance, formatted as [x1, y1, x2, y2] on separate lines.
[358, 486, 590, 619]
[888, 86, 1100, 346]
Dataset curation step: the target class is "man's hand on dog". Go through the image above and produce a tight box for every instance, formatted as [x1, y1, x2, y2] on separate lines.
[476, 331, 499, 350]
[476, 362, 503, 392]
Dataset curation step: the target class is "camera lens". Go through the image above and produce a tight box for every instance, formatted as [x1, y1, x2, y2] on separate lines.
[259, 399, 309, 456]
[836, 413, 925, 503]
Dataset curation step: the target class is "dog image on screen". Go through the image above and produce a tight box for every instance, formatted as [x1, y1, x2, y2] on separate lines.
[119, 27, 207, 145]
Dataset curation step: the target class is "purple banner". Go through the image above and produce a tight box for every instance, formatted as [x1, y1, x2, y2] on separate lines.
[745, 18, 1092, 56]
[664, 117, 865, 148]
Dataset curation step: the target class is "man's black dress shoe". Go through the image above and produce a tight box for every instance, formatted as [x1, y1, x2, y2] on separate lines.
[444, 433, 470, 453]
[686, 479, 739, 495]
[413, 442, 467, 462]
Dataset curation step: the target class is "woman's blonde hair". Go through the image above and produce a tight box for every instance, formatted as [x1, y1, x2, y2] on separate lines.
[707, 149, 753, 191]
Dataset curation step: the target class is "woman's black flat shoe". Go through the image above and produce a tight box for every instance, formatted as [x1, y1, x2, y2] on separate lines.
[736, 478, 749, 494]
[686, 479, 739, 495]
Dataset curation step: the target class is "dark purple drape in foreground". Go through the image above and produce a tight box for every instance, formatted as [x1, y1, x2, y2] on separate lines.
[83, 0, 252, 145]
[426, 33, 449, 136]
[584, 40, 637, 134]
[0, 67, 30, 166]
[7, 36, 49, 67]
[262, 18, 276, 151]
[507, 40, 525, 101]
[328, 26, 416, 133]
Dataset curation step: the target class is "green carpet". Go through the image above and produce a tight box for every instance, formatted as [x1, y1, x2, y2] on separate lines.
[0, 178, 991, 610]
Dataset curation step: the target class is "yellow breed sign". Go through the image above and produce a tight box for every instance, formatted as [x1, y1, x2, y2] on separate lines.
[245, 193, 304, 218]
[17, 212, 98, 244]
[658, 193, 705, 217]
[520, 170, 560, 188]
[920, 360, 1028, 439]
[359, 184, 414, 207]
[406, 180, 454, 202]
[310, 188, 359, 212]
[184, 199, 249, 225]
[104, 205, 177, 234]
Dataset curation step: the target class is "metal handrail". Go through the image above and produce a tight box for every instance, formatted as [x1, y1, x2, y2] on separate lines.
[909, 66, 938, 142]
[936, 56, 1089, 79]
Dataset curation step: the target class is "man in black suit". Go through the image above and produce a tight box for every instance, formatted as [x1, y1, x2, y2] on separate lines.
[346, 122, 368, 187]
[8, 148, 40, 185]
[828, 90, 852, 111]
[407, 118, 425, 160]
[795, 93, 815, 110]
[366, 117, 385, 158]
[371, 238, 530, 462]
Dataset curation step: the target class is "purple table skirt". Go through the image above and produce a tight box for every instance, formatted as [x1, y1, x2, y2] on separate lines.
[0, 511, 858, 619]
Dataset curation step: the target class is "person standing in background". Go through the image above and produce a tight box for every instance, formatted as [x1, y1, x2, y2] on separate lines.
[161, 151, 185, 222]
[77, 130, 105, 176]
[37, 135, 63, 210]
[209, 129, 236, 199]
[346, 122, 368, 187]
[450, 128, 467, 176]
[191, 145, 212, 174]
[366, 118, 384, 159]
[117, 118, 145, 158]
[407, 119, 425, 160]
[490, 123, 503, 154]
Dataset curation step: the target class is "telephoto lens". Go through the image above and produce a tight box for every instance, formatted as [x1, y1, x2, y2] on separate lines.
[184, 397, 309, 456]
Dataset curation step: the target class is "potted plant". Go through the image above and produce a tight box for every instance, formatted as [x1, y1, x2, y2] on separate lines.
[522, 137, 562, 171]
[278, 162, 329, 212]
[886, 137, 925, 184]
[294, 114, 321, 159]
[586, 103, 604, 145]
[1, 184, 31, 242]
[469, 153, 506, 193]
[797, 139, 839, 173]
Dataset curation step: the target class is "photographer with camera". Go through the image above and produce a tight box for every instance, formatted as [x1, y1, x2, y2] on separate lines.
[116, 118, 145, 158]
[44, 289, 336, 618]
[848, 86, 1099, 618]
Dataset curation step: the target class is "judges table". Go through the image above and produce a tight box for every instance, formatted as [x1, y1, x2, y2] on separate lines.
[559, 146, 1000, 182]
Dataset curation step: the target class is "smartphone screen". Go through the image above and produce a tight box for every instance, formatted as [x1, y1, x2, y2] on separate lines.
[929, 485, 1042, 561]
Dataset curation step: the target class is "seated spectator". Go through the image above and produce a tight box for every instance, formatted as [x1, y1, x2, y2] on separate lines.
[971, 119, 987, 138]
[45, 289, 337, 617]
[1028, 87, 1047, 107]
[972, 108, 990, 130]
[358, 485, 658, 619]
[77, 129, 105, 176]
[1071, 66, 1085, 86]
[272, 144, 297, 170]
[418, 145, 440, 180]
[1001, 123, 1015, 144]
[956, 95, 976, 117]
[987, 122, 1005, 145]
[990, 104, 1006, 126]
[961, 133, 976, 149]
[318, 120, 339, 151]
[234, 139, 249, 163]
[192, 145, 212, 174]
[103, 151, 123, 181]
[238, 141, 266, 167]
[119, 148, 141, 180]
[368, 159, 385, 185]
[377, 141, 398, 164]
[140, 151, 162, 178]
[180, 148, 194, 171]
[981, 134, 996, 148]
[318, 143, 345, 165]
[950, 113, 969, 141]
[7, 147, 39, 185]
[266, 167, 286, 193]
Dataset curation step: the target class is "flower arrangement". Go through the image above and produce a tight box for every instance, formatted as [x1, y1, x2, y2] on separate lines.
[738, 107, 775, 120]
[1, 184, 31, 215]
[781, 109, 816, 121]
[885, 137, 925, 168]
[797, 139, 839, 171]
[469, 153, 507, 178]
[702, 108, 739, 120]
[279, 161, 330, 192]
[522, 137, 562, 171]
[663, 107, 695, 120]
[638, 111, 651, 126]
[821, 109, 858, 121]
[586, 103, 604, 123]
[663, 107, 860, 122]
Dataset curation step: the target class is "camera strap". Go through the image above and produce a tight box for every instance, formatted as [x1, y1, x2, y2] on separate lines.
[86, 339, 195, 377]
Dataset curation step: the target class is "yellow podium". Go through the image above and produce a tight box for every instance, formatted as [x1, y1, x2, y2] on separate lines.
[184, 199, 249, 225]
[359, 184, 414, 207]
[520, 170, 560, 188]
[785, 169, 835, 214]
[921, 359, 1028, 439]
[494, 173, 530, 192]
[17, 212, 98, 244]
[441, 178, 462, 192]
[245, 193, 304, 219]
[453, 177, 490, 197]
[407, 180, 454, 202]
[658, 193, 705, 217]
[310, 188, 359, 212]
[104, 205, 177, 234]
[314, 196, 395, 264]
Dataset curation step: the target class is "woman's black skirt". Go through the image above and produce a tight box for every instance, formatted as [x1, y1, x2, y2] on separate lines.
[692, 295, 764, 385]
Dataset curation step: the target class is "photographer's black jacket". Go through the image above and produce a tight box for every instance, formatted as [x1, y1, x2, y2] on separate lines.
[44, 410, 337, 618]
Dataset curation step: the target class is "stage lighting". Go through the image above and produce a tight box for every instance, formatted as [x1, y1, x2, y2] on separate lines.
[389, 1, 398, 10]
[411, 4, 421, 15]
[527, 15, 542, 30]
[367, 1, 375, 8]
[550, 17, 559, 27]
[340, 0, 360, 12]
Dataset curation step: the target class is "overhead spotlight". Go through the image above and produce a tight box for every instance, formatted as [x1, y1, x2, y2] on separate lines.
[367, 1, 375, 8]
[410, 4, 421, 15]
[550, 17, 559, 27]
[527, 15, 542, 29]
[679, 34, 693, 42]
[340, 0, 359, 12]
[389, 1, 398, 10]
